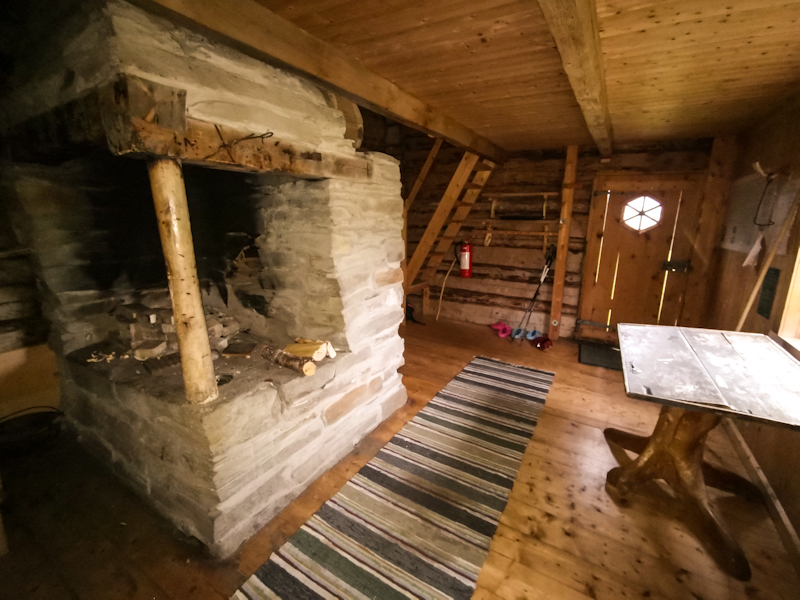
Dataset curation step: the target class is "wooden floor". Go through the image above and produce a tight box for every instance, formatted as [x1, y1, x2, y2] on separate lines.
[1, 320, 798, 599]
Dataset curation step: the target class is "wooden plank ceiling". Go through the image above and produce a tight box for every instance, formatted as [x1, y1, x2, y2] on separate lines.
[256, 0, 594, 151]
[597, 0, 800, 143]
[255, 0, 800, 150]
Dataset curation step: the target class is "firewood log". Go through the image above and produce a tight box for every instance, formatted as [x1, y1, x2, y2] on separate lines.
[261, 344, 316, 376]
[284, 341, 328, 361]
[294, 338, 337, 358]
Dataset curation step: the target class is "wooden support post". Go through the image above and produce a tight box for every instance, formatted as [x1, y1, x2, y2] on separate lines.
[537, 0, 613, 156]
[549, 145, 579, 341]
[422, 287, 432, 317]
[680, 137, 739, 328]
[147, 158, 218, 404]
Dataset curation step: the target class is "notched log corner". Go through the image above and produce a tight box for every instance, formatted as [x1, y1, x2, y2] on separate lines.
[100, 73, 187, 157]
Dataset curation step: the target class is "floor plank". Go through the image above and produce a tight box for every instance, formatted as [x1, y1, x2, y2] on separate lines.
[0, 319, 797, 599]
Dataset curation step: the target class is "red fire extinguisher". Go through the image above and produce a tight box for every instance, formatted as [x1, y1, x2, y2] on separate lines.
[457, 242, 473, 278]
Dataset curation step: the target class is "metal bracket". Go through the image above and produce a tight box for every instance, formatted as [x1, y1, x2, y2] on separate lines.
[576, 319, 617, 331]
[662, 260, 691, 273]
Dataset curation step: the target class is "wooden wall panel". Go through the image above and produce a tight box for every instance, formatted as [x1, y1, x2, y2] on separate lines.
[680, 137, 739, 328]
[705, 94, 800, 531]
[401, 126, 712, 336]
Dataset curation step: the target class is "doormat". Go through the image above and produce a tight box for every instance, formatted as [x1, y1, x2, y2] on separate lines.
[233, 356, 553, 600]
[579, 343, 623, 371]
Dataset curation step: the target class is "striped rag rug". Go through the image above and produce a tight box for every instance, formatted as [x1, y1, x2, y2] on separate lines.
[233, 356, 553, 600]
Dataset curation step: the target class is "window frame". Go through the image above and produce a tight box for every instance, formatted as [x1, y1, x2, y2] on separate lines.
[621, 195, 663, 233]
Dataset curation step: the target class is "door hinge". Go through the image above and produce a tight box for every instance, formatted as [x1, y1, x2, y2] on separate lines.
[576, 319, 617, 331]
[662, 260, 691, 273]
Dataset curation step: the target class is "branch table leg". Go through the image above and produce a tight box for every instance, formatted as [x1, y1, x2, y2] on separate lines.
[605, 426, 762, 501]
[604, 406, 752, 581]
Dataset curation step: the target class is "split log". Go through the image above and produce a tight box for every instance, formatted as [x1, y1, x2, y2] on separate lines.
[289, 339, 337, 359]
[262, 344, 316, 376]
[284, 341, 328, 361]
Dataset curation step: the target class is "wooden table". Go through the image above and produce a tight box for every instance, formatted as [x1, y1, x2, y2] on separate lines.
[605, 324, 800, 581]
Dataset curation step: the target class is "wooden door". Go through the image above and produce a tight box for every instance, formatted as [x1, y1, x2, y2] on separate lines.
[577, 173, 705, 343]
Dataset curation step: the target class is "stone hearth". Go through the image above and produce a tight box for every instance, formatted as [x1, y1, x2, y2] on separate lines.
[1, 0, 407, 556]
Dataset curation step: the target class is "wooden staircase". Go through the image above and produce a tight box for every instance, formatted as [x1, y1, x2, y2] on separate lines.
[405, 151, 495, 293]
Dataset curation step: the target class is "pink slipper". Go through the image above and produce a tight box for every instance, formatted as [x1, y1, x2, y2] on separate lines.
[490, 321, 513, 337]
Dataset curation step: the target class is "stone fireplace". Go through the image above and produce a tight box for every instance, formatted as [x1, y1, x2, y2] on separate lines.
[1, 0, 407, 556]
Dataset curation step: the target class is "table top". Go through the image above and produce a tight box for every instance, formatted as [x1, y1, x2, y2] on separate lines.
[617, 324, 800, 430]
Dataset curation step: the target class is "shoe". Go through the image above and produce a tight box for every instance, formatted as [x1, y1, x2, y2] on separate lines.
[511, 328, 526, 339]
[497, 324, 512, 338]
[531, 336, 552, 350]
[525, 329, 541, 341]
[490, 321, 508, 331]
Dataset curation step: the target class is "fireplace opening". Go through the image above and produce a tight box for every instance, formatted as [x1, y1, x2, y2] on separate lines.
[6, 154, 348, 372]
[7, 145, 406, 555]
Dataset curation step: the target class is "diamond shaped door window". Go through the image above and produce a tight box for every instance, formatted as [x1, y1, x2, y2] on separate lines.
[622, 196, 662, 232]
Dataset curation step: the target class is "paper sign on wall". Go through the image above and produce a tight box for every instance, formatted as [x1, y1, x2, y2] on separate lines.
[722, 174, 799, 255]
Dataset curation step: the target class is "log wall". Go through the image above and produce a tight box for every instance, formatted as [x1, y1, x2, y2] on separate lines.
[399, 128, 711, 336]
[0, 199, 48, 353]
[0, 184, 57, 420]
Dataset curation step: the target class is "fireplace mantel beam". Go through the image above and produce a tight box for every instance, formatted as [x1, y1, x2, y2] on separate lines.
[111, 116, 372, 180]
[101, 74, 374, 178]
[147, 157, 219, 405]
[1, 74, 372, 180]
[129, 0, 505, 163]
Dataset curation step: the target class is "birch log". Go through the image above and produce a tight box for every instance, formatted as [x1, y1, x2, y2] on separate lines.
[262, 345, 316, 376]
[147, 158, 218, 404]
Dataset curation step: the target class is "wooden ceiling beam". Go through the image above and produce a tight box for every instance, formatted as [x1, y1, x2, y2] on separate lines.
[537, 0, 614, 156]
[129, 0, 505, 162]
